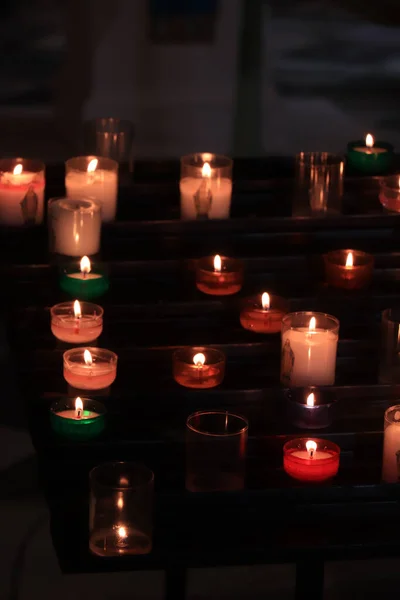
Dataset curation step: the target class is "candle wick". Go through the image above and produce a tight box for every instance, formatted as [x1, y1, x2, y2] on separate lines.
[76, 408, 82, 419]
[309, 449, 314, 459]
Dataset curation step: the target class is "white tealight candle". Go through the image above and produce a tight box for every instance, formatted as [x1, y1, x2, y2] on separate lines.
[353, 133, 387, 155]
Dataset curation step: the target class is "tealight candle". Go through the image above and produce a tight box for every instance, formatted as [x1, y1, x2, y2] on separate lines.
[240, 292, 289, 334]
[382, 405, 400, 483]
[286, 388, 337, 429]
[65, 156, 118, 222]
[60, 256, 109, 300]
[0, 159, 45, 226]
[63, 347, 118, 390]
[283, 438, 340, 482]
[195, 254, 243, 296]
[347, 133, 394, 174]
[281, 312, 339, 387]
[173, 347, 225, 389]
[324, 249, 374, 290]
[51, 300, 103, 343]
[379, 176, 400, 213]
[50, 396, 106, 439]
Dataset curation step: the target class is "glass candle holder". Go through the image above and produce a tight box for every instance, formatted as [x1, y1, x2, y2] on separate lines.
[240, 292, 289, 334]
[294, 152, 344, 216]
[379, 175, 400, 212]
[89, 462, 154, 556]
[84, 118, 134, 173]
[379, 308, 400, 384]
[286, 387, 337, 430]
[60, 256, 109, 300]
[186, 411, 248, 492]
[48, 197, 101, 257]
[50, 397, 106, 439]
[196, 254, 243, 296]
[65, 156, 118, 222]
[180, 153, 233, 220]
[283, 438, 340, 482]
[51, 301, 103, 344]
[0, 158, 45, 226]
[173, 347, 225, 389]
[347, 135, 394, 175]
[63, 347, 118, 390]
[281, 312, 339, 388]
[323, 249, 374, 290]
[382, 405, 400, 483]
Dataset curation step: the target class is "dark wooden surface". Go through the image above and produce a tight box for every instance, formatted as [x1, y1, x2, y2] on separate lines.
[3, 158, 400, 581]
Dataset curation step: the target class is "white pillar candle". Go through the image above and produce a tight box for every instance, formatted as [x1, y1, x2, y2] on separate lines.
[281, 313, 339, 387]
[49, 198, 101, 256]
[65, 157, 118, 222]
[382, 405, 400, 483]
[0, 160, 45, 226]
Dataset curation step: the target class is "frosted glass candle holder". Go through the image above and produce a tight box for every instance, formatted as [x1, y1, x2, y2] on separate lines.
[48, 197, 101, 257]
[0, 158, 45, 226]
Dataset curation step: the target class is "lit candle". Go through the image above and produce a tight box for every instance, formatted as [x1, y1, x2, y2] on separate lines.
[0, 159, 45, 226]
[347, 133, 393, 174]
[286, 387, 337, 429]
[50, 396, 106, 439]
[63, 347, 118, 390]
[240, 291, 289, 334]
[60, 255, 109, 300]
[195, 254, 243, 296]
[65, 156, 118, 222]
[283, 437, 340, 482]
[324, 249, 373, 290]
[180, 153, 232, 220]
[51, 300, 103, 343]
[382, 405, 400, 483]
[173, 347, 226, 388]
[49, 197, 101, 257]
[281, 312, 339, 387]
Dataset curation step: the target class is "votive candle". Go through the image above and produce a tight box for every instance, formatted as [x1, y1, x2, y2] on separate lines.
[173, 347, 225, 389]
[240, 292, 289, 334]
[50, 396, 106, 439]
[51, 300, 103, 343]
[324, 249, 374, 290]
[196, 254, 243, 296]
[283, 438, 340, 482]
[63, 347, 118, 390]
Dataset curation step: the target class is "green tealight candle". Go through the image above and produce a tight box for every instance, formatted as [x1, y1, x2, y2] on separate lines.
[60, 255, 109, 300]
[50, 397, 106, 440]
[347, 133, 394, 175]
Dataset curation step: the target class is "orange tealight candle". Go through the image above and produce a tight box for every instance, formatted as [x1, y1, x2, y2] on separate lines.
[240, 292, 289, 334]
[173, 347, 226, 389]
[196, 254, 243, 296]
[324, 249, 374, 290]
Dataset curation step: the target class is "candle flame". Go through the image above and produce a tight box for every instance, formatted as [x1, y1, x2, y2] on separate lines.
[193, 352, 206, 366]
[306, 440, 317, 457]
[365, 133, 374, 148]
[214, 254, 222, 272]
[87, 158, 98, 173]
[306, 393, 315, 407]
[84, 349, 93, 366]
[117, 526, 127, 539]
[13, 164, 23, 175]
[73, 300, 82, 318]
[261, 292, 270, 310]
[309, 317, 316, 332]
[75, 397, 83, 418]
[80, 255, 91, 274]
[202, 162, 211, 178]
[345, 252, 353, 268]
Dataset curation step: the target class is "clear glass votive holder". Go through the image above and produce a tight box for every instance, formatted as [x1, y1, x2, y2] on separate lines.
[0, 158, 45, 226]
[48, 197, 101, 257]
[63, 347, 118, 390]
[286, 387, 337, 429]
[180, 153, 233, 220]
[379, 176, 400, 212]
[84, 118, 134, 168]
[173, 347, 225, 389]
[89, 462, 154, 556]
[379, 309, 400, 384]
[186, 411, 248, 492]
[50, 397, 106, 440]
[294, 152, 344, 216]
[382, 405, 400, 483]
[281, 312, 340, 388]
[323, 249, 374, 290]
[196, 255, 243, 296]
[283, 438, 340, 482]
[51, 301, 103, 344]
[240, 293, 289, 334]
[65, 155, 118, 222]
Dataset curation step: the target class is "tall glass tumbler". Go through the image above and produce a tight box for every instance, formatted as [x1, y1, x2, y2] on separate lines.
[294, 152, 344, 216]
[379, 309, 400, 384]
[84, 118, 134, 176]
[186, 411, 248, 492]
[48, 197, 101, 257]
[180, 153, 233, 220]
[89, 462, 154, 556]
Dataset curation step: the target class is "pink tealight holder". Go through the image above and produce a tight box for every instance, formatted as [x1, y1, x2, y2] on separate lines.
[195, 254, 243, 296]
[379, 175, 400, 212]
[51, 301, 103, 343]
[240, 292, 289, 334]
[173, 347, 225, 389]
[63, 347, 118, 390]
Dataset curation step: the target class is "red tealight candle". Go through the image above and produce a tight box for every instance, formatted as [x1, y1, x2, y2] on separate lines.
[283, 438, 340, 482]
[196, 254, 243, 296]
[173, 347, 225, 389]
[240, 292, 289, 334]
[324, 249, 373, 290]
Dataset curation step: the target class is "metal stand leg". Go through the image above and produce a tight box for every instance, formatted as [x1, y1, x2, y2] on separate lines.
[296, 560, 324, 600]
[165, 566, 187, 600]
